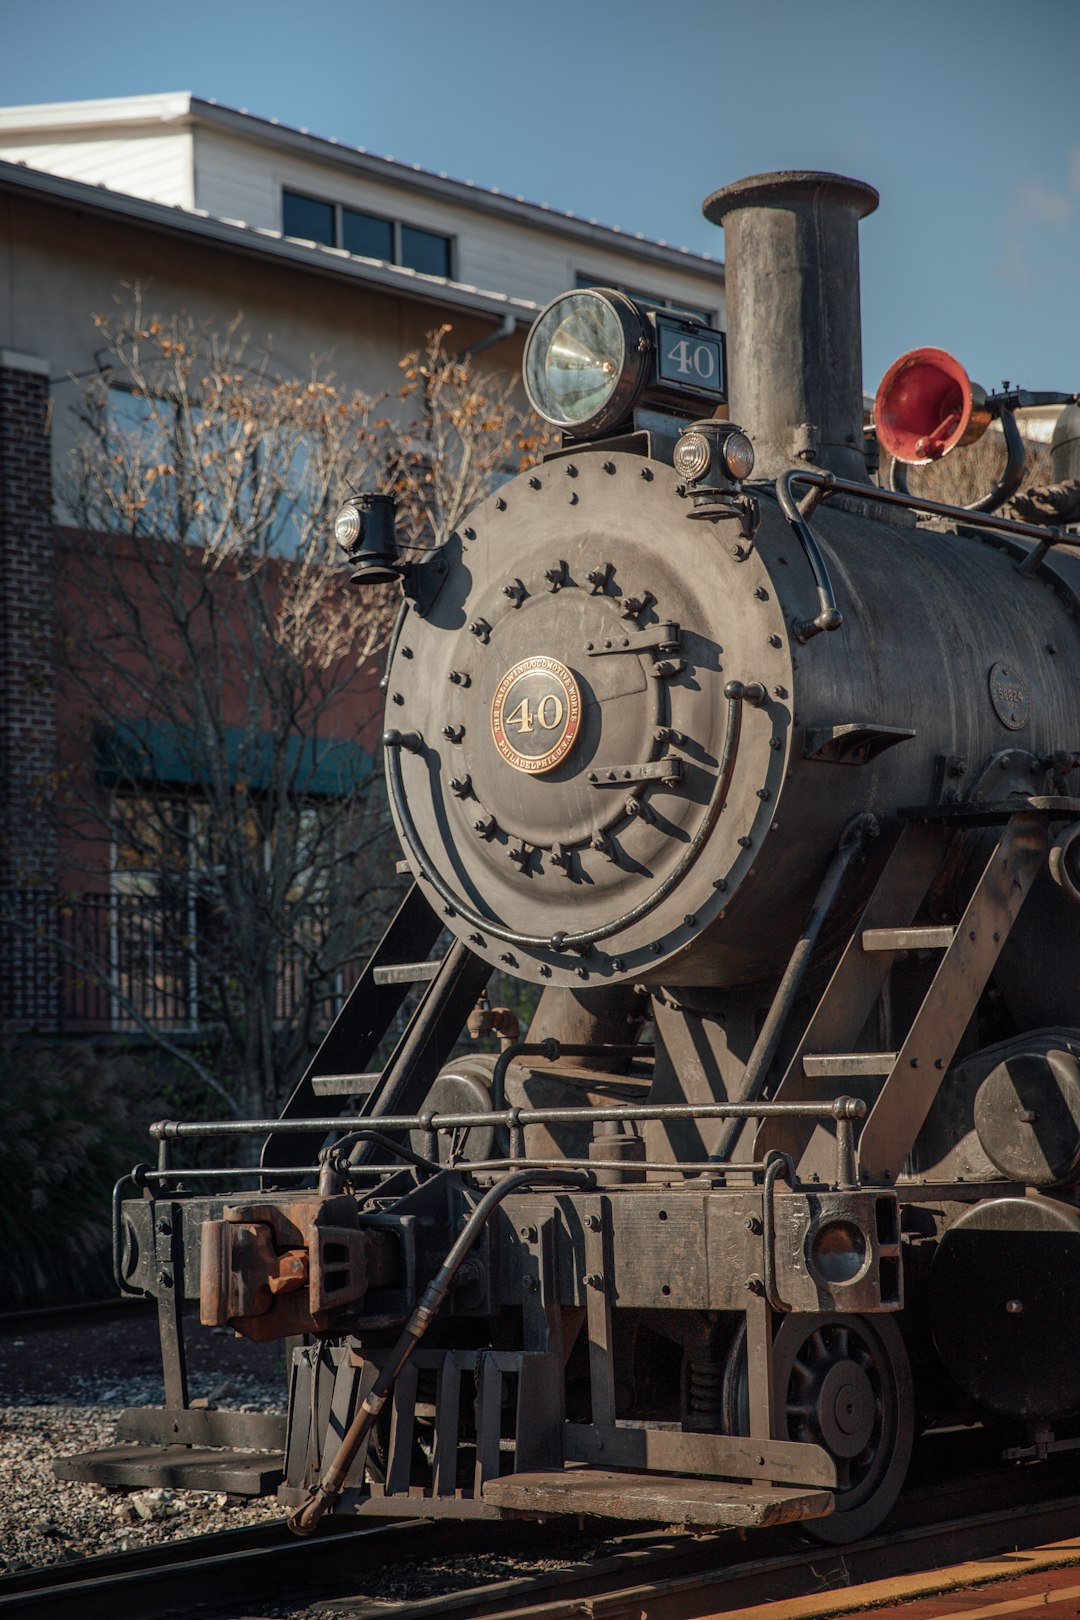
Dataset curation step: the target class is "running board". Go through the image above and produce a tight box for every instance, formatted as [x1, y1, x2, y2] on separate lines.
[54, 1445, 284, 1496]
[482, 1469, 833, 1528]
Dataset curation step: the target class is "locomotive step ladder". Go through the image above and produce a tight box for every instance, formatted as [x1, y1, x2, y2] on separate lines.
[262, 883, 489, 1168]
[757, 797, 1080, 1184]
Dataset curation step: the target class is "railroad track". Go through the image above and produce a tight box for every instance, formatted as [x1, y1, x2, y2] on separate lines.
[7, 1457, 1080, 1620]
[0, 1516, 430, 1619]
[0, 1296, 154, 1337]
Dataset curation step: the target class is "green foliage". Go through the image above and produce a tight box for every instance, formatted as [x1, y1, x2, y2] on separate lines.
[0, 1042, 165, 1307]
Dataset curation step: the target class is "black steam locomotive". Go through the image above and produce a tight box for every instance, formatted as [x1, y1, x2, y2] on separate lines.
[101, 172, 1080, 1544]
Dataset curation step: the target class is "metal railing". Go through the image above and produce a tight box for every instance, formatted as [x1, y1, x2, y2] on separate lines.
[0, 889, 360, 1035]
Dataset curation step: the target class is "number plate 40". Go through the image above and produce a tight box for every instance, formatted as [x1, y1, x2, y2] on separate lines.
[490, 656, 582, 775]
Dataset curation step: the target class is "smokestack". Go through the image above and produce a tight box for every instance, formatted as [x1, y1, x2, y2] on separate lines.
[703, 171, 879, 483]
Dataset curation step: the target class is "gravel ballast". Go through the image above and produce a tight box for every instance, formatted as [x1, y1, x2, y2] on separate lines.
[0, 1306, 286, 1573]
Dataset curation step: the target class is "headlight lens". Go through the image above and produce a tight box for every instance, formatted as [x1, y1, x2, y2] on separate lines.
[524, 290, 648, 435]
[722, 430, 755, 481]
[808, 1220, 868, 1285]
[334, 503, 362, 550]
[673, 430, 711, 481]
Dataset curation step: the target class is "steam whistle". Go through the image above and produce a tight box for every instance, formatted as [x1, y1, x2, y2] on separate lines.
[873, 347, 1078, 514]
[874, 348, 992, 466]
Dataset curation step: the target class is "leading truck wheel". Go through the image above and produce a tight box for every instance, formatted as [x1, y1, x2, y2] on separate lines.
[722, 1313, 914, 1543]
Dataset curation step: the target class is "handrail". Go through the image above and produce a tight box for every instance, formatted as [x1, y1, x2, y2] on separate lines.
[778, 467, 1077, 595]
[149, 1095, 867, 1139]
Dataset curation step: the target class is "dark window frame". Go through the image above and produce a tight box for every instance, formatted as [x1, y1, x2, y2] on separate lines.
[574, 272, 715, 328]
[283, 188, 455, 279]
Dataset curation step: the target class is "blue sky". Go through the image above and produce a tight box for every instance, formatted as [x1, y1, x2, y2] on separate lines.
[3, 0, 1078, 393]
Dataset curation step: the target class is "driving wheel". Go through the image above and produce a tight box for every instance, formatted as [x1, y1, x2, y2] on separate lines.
[722, 1312, 913, 1543]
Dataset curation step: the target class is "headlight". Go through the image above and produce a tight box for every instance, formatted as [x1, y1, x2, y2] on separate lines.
[673, 422, 756, 490]
[721, 429, 755, 481]
[672, 430, 711, 481]
[334, 503, 363, 550]
[333, 492, 400, 584]
[524, 290, 649, 436]
[807, 1220, 868, 1285]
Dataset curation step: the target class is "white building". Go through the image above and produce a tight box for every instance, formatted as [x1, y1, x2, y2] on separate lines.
[0, 92, 726, 450]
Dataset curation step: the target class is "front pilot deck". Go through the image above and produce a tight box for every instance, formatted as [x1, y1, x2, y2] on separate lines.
[482, 1468, 833, 1528]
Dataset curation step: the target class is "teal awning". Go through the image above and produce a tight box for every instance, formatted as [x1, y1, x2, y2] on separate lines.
[94, 719, 374, 797]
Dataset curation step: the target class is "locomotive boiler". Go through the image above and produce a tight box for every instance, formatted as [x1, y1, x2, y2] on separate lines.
[98, 171, 1080, 1545]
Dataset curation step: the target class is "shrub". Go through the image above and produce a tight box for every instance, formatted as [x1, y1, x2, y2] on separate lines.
[0, 1042, 164, 1307]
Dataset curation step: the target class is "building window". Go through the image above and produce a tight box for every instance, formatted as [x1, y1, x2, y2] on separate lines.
[342, 207, 393, 260]
[400, 224, 451, 278]
[575, 274, 715, 327]
[283, 189, 454, 278]
[282, 190, 336, 247]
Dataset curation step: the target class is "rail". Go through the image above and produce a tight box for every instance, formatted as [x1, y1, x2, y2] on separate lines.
[145, 1093, 866, 1189]
[0, 888, 361, 1035]
[775, 469, 1080, 642]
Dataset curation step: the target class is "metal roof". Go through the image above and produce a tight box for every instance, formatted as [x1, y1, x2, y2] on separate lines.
[0, 156, 543, 328]
[0, 92, 724, 279]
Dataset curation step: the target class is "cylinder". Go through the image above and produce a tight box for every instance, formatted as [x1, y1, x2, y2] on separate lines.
[526, 984, 645, 1073]
[1051, 403, 1080, 485]
[702, 171, 879, 483]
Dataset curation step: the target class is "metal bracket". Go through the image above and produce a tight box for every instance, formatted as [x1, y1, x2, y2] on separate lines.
[402, 549, 449, 619]
[587, 758, 683, 788]
[804, 723, 916, 766]
[585, 623, 680, 657]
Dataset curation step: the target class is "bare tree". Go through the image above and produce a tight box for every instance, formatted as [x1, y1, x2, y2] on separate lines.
[891, 425, 1051, 508]
[24, 302, 548, 1122]
[392, 324, 550, 548]
[40, 298, 402, 1119]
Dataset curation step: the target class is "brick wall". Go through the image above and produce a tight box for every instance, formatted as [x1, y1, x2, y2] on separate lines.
[0, 351, 59, 1027]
